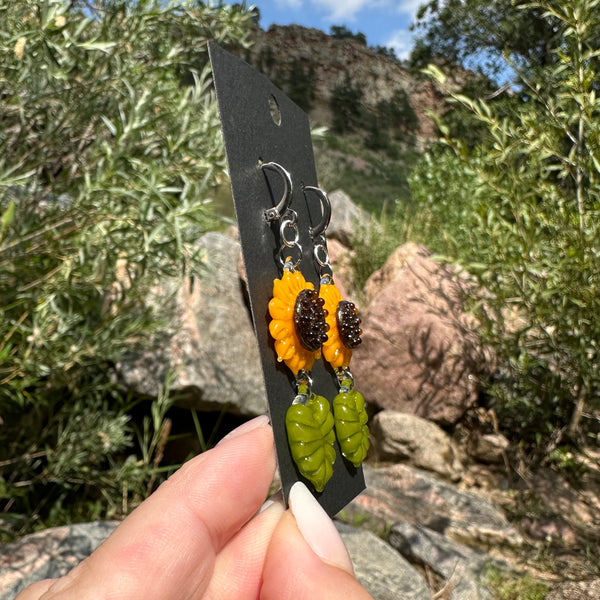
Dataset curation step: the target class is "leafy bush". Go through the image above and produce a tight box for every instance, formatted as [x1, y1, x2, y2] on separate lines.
[330, 25, 367, 46]
[408, 0, 600, 457]
[0, 0, 252, 538]
[330, 72, 364, 134]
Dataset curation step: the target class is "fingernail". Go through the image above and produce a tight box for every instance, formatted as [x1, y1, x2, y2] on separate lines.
[288, 481, 354, 574]
[217, 414, 271, 446]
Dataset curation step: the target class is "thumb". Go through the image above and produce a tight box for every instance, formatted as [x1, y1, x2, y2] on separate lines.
[260, 482, 373, 600]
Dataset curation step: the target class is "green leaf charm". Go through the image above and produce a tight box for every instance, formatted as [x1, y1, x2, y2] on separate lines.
[286, 394, 336, 492]
[333, 388, 370, 468]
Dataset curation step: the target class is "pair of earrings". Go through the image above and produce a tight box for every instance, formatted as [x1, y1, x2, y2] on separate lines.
[262, 162, 369, 493]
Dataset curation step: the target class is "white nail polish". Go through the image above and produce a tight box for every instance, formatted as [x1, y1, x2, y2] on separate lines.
[288, 482, 354, 574]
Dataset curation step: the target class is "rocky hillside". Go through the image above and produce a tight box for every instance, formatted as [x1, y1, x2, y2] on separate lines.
[247, 24, 444, 147]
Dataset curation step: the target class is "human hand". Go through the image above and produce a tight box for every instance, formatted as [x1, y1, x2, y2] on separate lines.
[17, 415, 372, 600]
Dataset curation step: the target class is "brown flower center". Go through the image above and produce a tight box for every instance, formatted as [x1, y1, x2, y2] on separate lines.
[294, 289, 329, 351]
[336, 300, 362, 349]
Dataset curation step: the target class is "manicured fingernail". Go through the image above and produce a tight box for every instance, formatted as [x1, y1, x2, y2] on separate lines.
[217, 414, 271, 446]
[289, 481, 354, 574]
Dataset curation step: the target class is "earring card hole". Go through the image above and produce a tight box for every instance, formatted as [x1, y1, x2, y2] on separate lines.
[268, 94, 282, 126]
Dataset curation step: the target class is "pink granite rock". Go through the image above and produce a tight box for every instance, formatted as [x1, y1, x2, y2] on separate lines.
[354, 243, 487, 425]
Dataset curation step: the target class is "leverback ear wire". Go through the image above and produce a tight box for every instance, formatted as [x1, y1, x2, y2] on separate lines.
[262, 161, 293, 223]
[261, 161, 302, 269]
[304, 185, 370, 469]
[303, 185, 333, 284]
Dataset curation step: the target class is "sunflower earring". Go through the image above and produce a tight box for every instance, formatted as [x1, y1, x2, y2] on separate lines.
[304, 185, 370, 469]
[263, 163, 336, 493]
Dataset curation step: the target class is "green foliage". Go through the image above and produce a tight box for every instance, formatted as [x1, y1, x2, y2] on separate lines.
[330, 72, 364, 134]
[407, 0, 600, 458]
[372, 45, 400, 63]
[330, 25, 367, 46]
[484, 565, 549, 600]
[367, 89, 419, 151]
[275, 58, 317, 112]
[410, 0, 563, 81]
[315, 130, 419, 219]
[0, 0, 252, 537]
[348, 204, 413, 294]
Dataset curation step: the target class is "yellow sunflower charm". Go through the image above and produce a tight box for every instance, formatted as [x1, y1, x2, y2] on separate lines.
[268, 263, 329, 374]
[319, 282, 362, 370]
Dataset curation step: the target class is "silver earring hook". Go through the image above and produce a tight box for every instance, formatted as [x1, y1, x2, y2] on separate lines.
[303, 185, 331, 239]
[261, 162, 293, 222]
[303, 185, 332, 282]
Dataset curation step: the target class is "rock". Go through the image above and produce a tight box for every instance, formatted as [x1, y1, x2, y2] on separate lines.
[371, 410, 463, 480]
[469, 433, 509, 464]
[546, 579, 600, 600]
[1, 520, 431, 600]
[0, 521, 118, 600]
[335, 522, 431, 600]
[327, 189, 370, 247]
[326, 237, 354, 300]
[349, 464, 524, 548]
[363, 242, 429, 303]
[389, 521, 498, 600]
[117, 232, 267, 416]
[354, 242, 485, 425]
[519, 517, 578, 546]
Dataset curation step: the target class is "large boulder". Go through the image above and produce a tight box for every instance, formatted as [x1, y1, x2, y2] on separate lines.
[389, 521, 497, 600]
[117, 232, 267, 416]
[348, 464, 524, 549]
[336, 522, 431, 600]
[354, 243, 486, 425]
[327, 189, 370, 248]
[370, 410, 463, 481]
[0, 522, 117, 600]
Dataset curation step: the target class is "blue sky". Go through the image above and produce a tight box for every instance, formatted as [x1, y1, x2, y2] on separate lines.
[249, 1, 424, 60]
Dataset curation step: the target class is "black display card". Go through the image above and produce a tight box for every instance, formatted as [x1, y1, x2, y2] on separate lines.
[209, 43, 365, 516]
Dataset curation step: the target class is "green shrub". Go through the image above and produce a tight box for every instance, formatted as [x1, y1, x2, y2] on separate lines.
[330, 25, 367, 46]
[330, 72, 364, 134]
[408, 0, 600, 457]
[0, 0, 252, 538]
[484, 566, 549, 600]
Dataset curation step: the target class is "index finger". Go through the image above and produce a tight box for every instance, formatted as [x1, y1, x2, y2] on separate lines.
[35, 415, 275, 600]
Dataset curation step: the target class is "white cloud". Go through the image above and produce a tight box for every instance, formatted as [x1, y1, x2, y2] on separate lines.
[316, 0, 372, 21]
[271, 0, 418, 25]
[386, 29, 415, 60]
[396, 0, 424, 18]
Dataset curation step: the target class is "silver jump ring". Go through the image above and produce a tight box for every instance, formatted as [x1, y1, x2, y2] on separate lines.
[278, 243, 302, 270]
[262, 162, 293, 222]
[314, 239, 329, 269]
[280, 211, 300, 248]
[303, 185, 331, 239]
